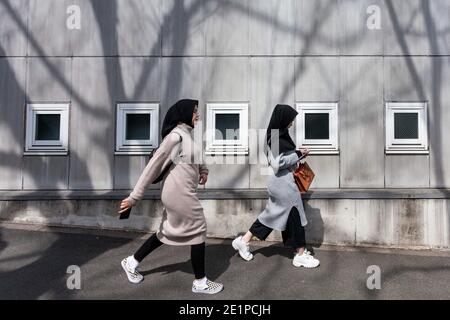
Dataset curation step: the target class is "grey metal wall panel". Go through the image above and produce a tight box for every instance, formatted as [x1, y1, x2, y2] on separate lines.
[205, 0, 249, 56]
[385, 155, 429, 188]
[427, 0, 450, 56]
[0, 0, 28, 56]
[249, 57, 295, 188]
[69, 57, 115, 189]
[114, 156, 158, 190]
[295, 57, 339, 101]
[429, 57, 450, 188]
[162, 0, 205, 56]
[0, 58, 26, 190]
[338, 0, 384, 55]
[27, 0, 72, 56]
[384, 56, 450, 187]
[23, 156, 68, 190]
[203, 156, 250, 189]
[70, 0, 116, 56]
[384, 57, 431, 101]
[115, 57, 161, 102]
[1, 0, 450, 194]
[340, 57, 384, 188]
[161, 57, 204, 121]
[204, 57, 250, 101]
[384, 0, 450, 56]
[294, 0, 340, 55]
[307, 155, 339, 188]
[26, 58, 72, 102]
[202, 57, 250, 189]
[116, 0, 161, 56]
[248, 0, 295, 56]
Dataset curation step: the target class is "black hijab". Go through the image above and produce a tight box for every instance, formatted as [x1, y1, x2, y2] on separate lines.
[266, 104, 298, 156]
[161, 99, 198, 139]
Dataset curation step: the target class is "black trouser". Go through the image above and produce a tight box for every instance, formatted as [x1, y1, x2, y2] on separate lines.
[249, 206, 306, 249]
[133, 234, 206, 279]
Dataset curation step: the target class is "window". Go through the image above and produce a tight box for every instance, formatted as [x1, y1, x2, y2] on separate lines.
[296, 103, 339, 154]
[206, 103, 248, 155]
[116, 103, 159, 154]
[385, 102, 428, 154]
[25, 103, 69, 154]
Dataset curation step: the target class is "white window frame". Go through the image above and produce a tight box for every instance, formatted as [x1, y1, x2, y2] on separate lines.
[385, 102, 428, 154]
[116, 103, 159, 155]
[206, 103, 249, 155]
[296, 102, 339, 154]
[25, 103, 69, 155]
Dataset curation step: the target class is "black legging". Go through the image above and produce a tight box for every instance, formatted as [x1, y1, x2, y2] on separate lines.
[249, 206, 306, 249]
[133, 234, 206, 279]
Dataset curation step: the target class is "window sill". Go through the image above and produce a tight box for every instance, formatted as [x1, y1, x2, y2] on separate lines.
[385, 150, 429, 155]
[114, 151, 153, 156]
[205, 151, 249, 156]
[306, 150, 340, 155]
[23, 151, 68, 156]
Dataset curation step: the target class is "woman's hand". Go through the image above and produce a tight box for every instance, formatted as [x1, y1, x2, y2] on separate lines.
[299, 148, 310, 157]
[118, 198, 132, 214]
[199, 173, 208, 185]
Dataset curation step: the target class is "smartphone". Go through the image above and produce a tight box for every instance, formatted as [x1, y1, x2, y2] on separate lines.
[119, 207, 132, 220]
[297, 149, 308, 160]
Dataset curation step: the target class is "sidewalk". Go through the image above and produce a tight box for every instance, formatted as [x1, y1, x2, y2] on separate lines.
[1, 223, 450, 300]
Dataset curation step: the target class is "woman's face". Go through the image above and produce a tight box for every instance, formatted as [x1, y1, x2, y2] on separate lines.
[287, 121, 293, 129]
[192, 105, 200, 126]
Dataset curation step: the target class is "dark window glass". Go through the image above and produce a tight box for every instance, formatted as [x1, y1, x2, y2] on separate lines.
[394, 113, 418, 139]
[305, 113, 329, 139]
[126, 113, 151, 140]
[215, 113, 240, 140]
[35, 114, 61, 140]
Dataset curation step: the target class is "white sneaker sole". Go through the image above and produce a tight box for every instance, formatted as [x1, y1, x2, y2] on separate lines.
[121, 259, 144, 284]
[192, 285, 224, 295]
[232, 240, 253, 261]
[292, 260, 320, 268]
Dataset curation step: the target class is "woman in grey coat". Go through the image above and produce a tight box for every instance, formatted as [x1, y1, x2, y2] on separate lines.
[232, 104, 320, 268]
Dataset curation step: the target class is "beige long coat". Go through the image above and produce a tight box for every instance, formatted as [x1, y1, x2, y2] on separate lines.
[126, 123, 208, 245]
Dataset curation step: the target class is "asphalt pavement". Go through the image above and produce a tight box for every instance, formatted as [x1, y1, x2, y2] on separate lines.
[1, 223, 450, 300]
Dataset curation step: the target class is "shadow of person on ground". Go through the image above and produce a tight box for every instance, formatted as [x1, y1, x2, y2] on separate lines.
[251, 243, 293, 260]
[140, 243, 236, 281]
[303, 199, 324, 255]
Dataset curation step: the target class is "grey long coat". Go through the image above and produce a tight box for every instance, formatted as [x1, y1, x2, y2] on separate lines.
[257, 150, 308, 230]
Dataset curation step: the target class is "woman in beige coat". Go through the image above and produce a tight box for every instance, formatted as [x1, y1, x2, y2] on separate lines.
[119, 99, 223, 295]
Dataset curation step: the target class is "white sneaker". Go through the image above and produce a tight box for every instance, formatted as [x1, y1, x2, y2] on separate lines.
[192, 279, 224, 295]
[293, 250, 320, 268]
[232, 236, 253, 261]
[121, 257, 144, 284]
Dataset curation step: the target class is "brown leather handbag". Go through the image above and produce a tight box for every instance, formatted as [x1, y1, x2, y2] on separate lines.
[293, 161, 315, 194]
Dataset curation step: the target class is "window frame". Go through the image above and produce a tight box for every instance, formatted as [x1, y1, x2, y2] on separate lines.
[385, 102, 428, 154]
[25, 103, 69, 155]
[295, 102, 339, 154]
[206, 103, 249, 155]
[116, 103, 159, 155]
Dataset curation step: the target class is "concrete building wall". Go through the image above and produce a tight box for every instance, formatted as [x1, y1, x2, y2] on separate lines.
[1, 194, 449, 249]
[1, 0, 450, 248]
